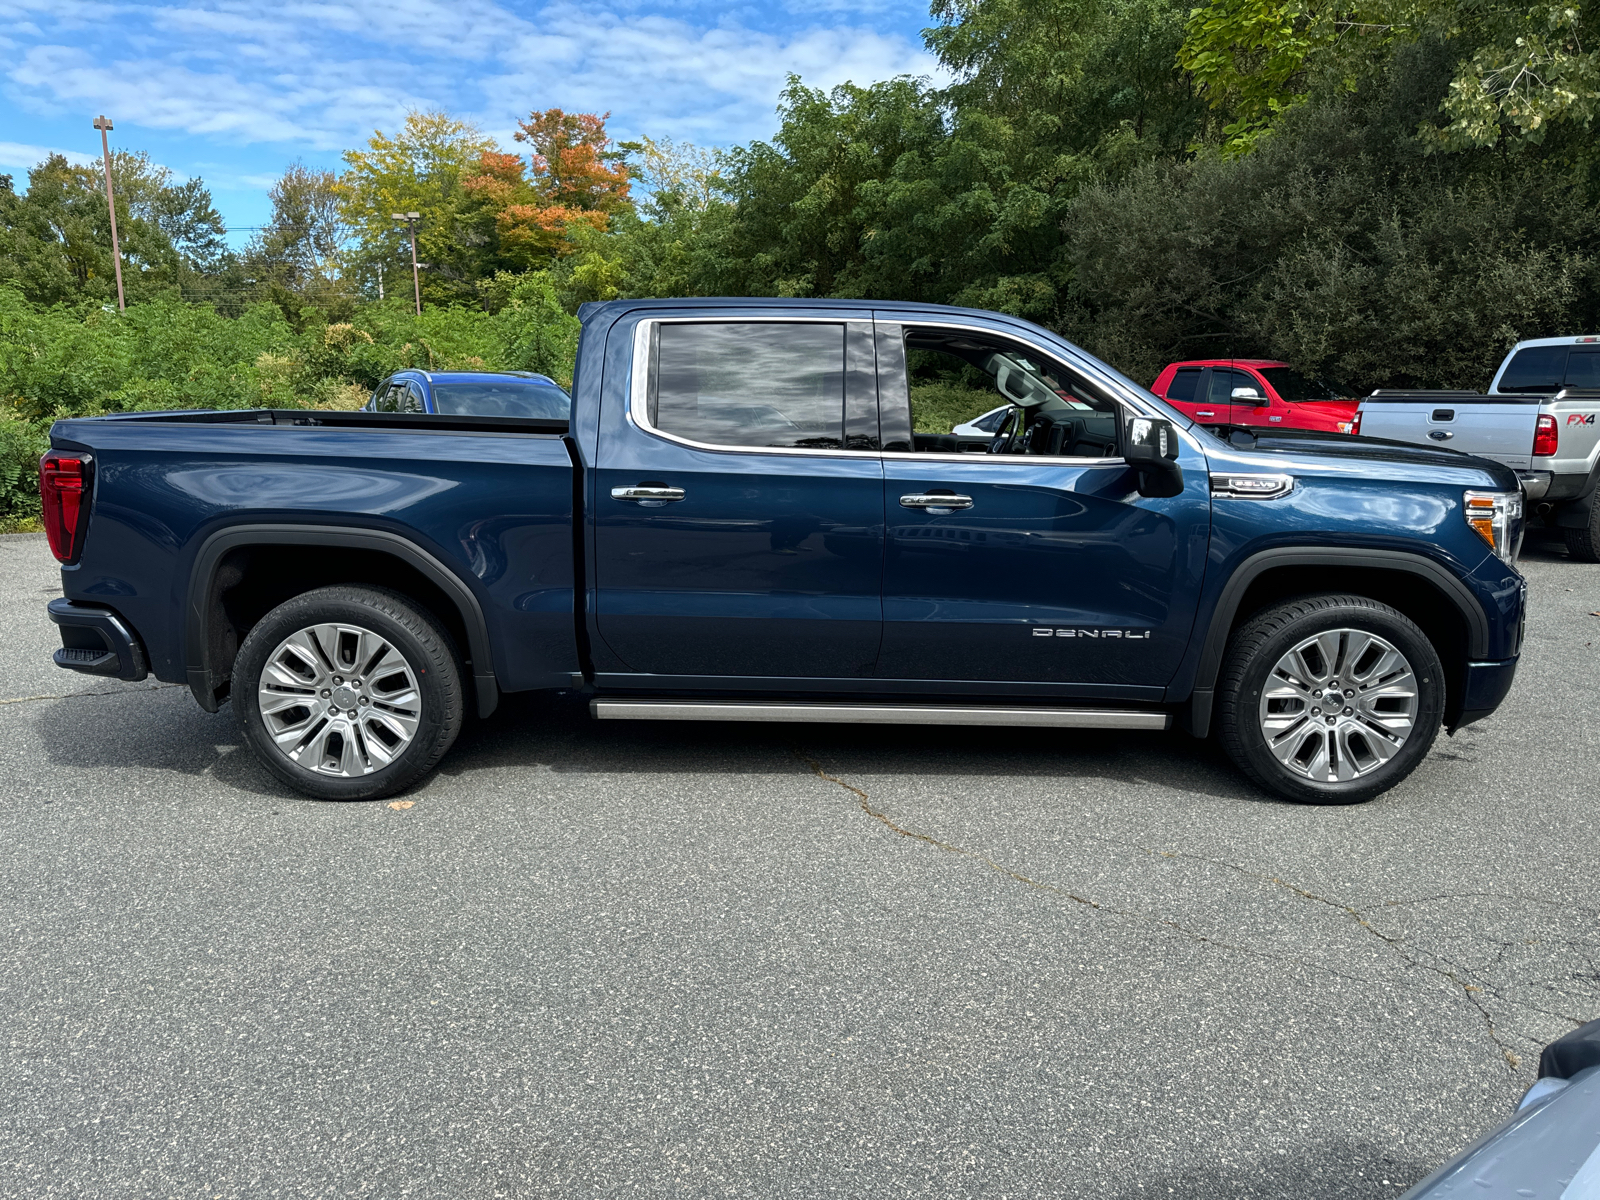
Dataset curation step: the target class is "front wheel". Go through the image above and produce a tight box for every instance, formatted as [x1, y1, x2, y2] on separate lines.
[233, 586, 464, 800]
[1216, 595, 1444, 805]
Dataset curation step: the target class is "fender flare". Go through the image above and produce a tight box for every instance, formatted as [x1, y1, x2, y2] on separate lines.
[185, 523, 499, 717]
[1183, 547, 1488, 737]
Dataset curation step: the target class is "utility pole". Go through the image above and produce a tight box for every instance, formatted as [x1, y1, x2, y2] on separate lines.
[92, 115, 126, 312]
[391, 212, 422, 314]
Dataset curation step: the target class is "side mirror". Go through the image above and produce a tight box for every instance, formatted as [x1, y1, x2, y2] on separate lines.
[1124, 417, 1183, 498]
[1231, 386, 1268, 405]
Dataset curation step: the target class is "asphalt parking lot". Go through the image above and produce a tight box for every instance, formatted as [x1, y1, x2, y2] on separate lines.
[1, 531, 1596, 1199]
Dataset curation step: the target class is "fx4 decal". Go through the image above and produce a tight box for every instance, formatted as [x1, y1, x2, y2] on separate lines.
[1568, 414, 1597, 426]
[1033, 628, 1154, 639]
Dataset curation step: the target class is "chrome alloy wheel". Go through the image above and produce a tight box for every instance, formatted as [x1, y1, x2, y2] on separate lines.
[1258, 628, 1418, 783]
[256, 622, 422, 777]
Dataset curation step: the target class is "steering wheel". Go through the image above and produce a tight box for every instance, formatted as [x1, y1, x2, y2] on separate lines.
[988, 405, 1021, 454]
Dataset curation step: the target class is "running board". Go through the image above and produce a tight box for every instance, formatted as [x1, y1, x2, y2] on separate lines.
[590, 700, 1170, 730]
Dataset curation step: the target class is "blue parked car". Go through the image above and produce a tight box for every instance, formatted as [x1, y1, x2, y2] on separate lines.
[40, 298, 1525, 802]
[1400, 1018, 1600, 1198]
[364, 369, 571, 420]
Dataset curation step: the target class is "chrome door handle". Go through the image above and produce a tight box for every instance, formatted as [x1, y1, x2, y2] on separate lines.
[1195, 410, 1217, 418]
[611, 485, 686, 507]
[900, 492, 974, 512]
[1428, 430, 1453, 441]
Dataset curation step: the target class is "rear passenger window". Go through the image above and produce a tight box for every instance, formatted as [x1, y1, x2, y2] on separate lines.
[1565, 349, 1600, 389]
[1166, 367, 1202, 403]
[373, 383, 398, 413]
[649, 323, 844, 449]
[1499, 346, 1568, 393]
[401, 383, 426, 414]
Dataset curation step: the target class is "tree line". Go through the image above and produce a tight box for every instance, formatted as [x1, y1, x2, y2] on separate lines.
[2, 0, 1597, 523]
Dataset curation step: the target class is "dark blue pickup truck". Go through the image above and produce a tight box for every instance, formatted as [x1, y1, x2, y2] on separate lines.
[39, 299, 1527, 804]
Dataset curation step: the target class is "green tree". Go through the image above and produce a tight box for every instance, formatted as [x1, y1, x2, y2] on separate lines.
[338, 110, 497, 306]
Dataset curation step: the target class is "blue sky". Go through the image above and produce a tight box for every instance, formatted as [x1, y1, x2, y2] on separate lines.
[0, 0, 944, 239]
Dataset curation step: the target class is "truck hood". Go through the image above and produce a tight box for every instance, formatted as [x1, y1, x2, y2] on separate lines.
[1204, 426, 1521, 488]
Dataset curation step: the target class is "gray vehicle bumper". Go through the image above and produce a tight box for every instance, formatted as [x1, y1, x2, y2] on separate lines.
[1516, 470, 1551, 500]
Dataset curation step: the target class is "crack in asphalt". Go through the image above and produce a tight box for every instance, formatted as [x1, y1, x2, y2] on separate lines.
[1115, 843, 1593, 1071]
[793, 749, 1380, 989]
[796, 749, 1595, 1074]
[0, 683, 180, 707]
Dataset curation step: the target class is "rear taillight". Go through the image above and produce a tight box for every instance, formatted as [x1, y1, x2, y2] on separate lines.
[1533, 414, 1558, 457]
[39, 451, 91, 563]
[1350, 411, 1362, 436]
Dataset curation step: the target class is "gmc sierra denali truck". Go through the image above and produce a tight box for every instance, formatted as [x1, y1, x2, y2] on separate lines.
[1356, 335, 1600, 560]
[40, 299, 1527, 806]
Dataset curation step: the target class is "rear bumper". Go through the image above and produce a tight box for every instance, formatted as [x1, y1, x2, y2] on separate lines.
[1516, 470, 1551, 500]
[47, 599, 149, 681]
[1449, 657, 1519, 733]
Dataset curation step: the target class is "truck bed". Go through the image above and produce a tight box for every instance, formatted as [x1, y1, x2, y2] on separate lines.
[48, 407, 580, 708]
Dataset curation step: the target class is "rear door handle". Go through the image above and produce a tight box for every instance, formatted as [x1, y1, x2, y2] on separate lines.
[900, 492, 974, 512]
[1196, 410, 1216, 418]
[611, 485, 686, 507]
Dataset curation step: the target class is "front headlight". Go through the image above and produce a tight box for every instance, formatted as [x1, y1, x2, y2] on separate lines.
[1464, 489, 1523, 562]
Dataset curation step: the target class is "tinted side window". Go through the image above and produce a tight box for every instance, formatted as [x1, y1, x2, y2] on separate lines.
[1206, 369, 1253, 405]
[1565, 349, 1600, 389]
[400, 383, 426, 413]
[1166, 367, 1202, 403]
[432, 382, 570, 419]
[1499, 346, 1568, 393]
[651, 323, 844, 449]
[373, 382, 398, 413]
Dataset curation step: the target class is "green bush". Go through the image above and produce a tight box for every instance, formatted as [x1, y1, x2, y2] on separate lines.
[0, 407, 45, 529]
[910, 382, 999, 433]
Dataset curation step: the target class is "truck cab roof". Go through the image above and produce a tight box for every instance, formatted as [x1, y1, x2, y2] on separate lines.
[1489, 336, 1600, 394]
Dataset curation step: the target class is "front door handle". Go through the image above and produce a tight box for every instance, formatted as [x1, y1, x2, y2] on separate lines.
[900, 492, 974, 513]
[611, 485, 686, 507]
[1196, 410, 1217, 418]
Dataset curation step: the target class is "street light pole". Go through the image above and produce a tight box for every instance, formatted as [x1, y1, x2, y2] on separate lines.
[391, 211, 422, 315]
[92, 115, 126, 312]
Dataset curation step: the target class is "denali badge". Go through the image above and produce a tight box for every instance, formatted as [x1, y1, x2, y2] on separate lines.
[1032, 628, 1153, 639]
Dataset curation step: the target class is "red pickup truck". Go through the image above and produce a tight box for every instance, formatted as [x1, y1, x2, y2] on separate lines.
[1152, 359, 1358, 433]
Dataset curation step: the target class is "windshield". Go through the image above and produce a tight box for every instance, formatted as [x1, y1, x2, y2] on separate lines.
[431, 381, 570, 419]
[1259, 367, 1346, 402]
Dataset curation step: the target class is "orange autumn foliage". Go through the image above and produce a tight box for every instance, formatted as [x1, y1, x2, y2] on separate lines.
[463, 110, 631, 269]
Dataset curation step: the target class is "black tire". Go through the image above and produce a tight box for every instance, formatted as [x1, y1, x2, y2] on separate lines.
[1216, 594, 1445, 805]
[1563, 499, 1600, 563]
[233, 585, 464, 800]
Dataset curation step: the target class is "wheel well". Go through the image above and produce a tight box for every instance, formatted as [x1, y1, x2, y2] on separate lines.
[1228, 566, 1469, 722]
[204, 544, 471, 696]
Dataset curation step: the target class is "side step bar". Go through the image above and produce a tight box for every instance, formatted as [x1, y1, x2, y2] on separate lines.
[591, 699, 1170, 730]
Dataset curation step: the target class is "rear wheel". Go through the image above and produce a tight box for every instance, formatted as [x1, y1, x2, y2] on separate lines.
[1563, 498, 1600, 563]
[1216, 594, 1444, 805]
[233, 586, 463, 800]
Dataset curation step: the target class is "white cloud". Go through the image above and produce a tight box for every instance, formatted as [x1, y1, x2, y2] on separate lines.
[1, 0, 944, 155]
[0, 139, 94, 170]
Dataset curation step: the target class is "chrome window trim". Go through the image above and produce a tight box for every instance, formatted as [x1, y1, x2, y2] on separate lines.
[880, 317, 1135, 467]
[628, 316, 878, 459]
[625, 313, 1187, 468]
[882, 451, 1127, 467]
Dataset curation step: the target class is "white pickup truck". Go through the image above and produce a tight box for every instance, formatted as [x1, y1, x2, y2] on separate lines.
[1357, 335, 1600, 560]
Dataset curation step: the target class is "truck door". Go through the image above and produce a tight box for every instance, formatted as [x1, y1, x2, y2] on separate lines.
[873, 319, 1210, 694]
[1160, 366, 1207, 422]
[591, 314, 885, 681]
